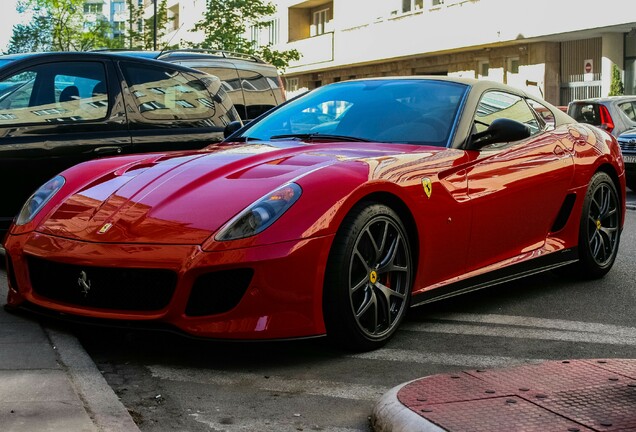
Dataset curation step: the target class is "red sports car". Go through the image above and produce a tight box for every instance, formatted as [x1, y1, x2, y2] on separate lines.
[3, 77, 626, 351]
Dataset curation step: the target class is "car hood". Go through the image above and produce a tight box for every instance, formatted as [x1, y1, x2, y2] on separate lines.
[37, 141, 421, 244]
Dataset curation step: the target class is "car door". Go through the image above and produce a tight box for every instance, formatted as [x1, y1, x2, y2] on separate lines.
[464, 91, 575, 272]
[118, 61, 237, 153]
[0, 58, 129, 236]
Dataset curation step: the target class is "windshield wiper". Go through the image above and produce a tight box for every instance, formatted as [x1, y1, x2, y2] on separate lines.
[231, 136, 262, 142]
[269, 133, 371, 142]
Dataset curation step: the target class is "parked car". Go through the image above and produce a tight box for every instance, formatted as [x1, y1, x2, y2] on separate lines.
[3, 77, 625, 351]
[567, 96, 636, 137]
[617, 128, 636, 191]
[101, 49, 286, 123]
[0, 51, 241, 242]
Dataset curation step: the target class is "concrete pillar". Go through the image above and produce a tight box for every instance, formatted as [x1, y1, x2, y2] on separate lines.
[601, 33, 624, 96]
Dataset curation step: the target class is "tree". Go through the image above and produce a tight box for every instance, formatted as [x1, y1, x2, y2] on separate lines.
[193, 0, 300, 71]
[10, 0, 120, 52]
[609, 64, 624, 96]
[6, 15, 52, 54]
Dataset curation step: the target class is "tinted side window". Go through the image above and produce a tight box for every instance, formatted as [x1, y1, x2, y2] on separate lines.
[0, 62, 108, 125]
[238, 69, 276, 120]
[619, 101, 636, 122]
[475, 91, 541, 136]
[569, 102, 601, 126]
[120, 63, 218, 122]
[192, 66, 246, 120]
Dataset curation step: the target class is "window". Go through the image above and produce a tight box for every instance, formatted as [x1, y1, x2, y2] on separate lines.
[474, 91, 541, 139]
[120, 63, 231, 124]
[84, 3, 102, 14]
[478, 60, 489, 79]
[619, 101, 636, 122]
[286, 78, 299, 92]
[113, 2, 125, 13]
[0, 62, 108, 125]
[432, 0, 444, 5]
[401, 0, 423, 13]
[312, 9, 328, 36]
[527, 99, 554, 130]
[508, 58, 520, 74]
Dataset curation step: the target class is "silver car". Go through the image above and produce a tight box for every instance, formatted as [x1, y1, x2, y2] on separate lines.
[617, 128, 636, 191]
[568, 96, 636, 137]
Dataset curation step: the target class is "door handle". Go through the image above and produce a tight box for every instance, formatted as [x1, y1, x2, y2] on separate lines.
[93, 146, 123, 156]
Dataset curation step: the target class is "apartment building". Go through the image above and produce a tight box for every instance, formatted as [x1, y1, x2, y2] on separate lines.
[142, 0, 636, 106]
[83, 0, 128, 41]
[274, 0, 636, 105]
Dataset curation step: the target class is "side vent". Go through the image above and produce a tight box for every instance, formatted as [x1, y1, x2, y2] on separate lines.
[551, 193, 576, 232]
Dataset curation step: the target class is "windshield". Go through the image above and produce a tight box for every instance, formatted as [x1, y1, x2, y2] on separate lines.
[241, 79, 468, 146]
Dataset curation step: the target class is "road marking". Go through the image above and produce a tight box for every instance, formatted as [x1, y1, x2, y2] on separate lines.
[148, 365, 388, 401]
[402, 314, 636, 345]
[428, 313, 636, 337]
[350, 348, 545, 368]
[189, 413, 362, 432]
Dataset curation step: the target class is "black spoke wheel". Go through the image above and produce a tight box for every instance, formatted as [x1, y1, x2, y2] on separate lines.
[323, 202, 413, 351]
[576, 172, 621, 279]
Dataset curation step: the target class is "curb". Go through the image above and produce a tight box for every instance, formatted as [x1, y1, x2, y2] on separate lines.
[44, 326, 141, 432]
[371, 380, 445, 432]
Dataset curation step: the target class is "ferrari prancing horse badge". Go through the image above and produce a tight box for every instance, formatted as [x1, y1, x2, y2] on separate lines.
[422, 178, 432, 198]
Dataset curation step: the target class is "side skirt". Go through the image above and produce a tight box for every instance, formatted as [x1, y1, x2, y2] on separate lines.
[410, 248, 579, 307]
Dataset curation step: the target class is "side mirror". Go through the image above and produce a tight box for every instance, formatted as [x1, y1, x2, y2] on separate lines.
[223, 120, 243, 139]
[470, 118, 531, 149]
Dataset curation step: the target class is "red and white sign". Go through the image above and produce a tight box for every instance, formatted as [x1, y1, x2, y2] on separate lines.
[584, 59, 593, 81]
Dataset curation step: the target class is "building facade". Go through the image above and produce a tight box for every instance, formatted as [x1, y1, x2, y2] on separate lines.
[273, 0, 636, 105]
[142, 0, 636, 106]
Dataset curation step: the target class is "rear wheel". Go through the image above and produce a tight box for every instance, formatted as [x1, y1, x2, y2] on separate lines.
[323, 202, 413, 351]
[573, 172, 621, 279]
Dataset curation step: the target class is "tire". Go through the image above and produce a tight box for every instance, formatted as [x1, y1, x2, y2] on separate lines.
[323, 202, 413, 351]
[571, 172, 621, 279]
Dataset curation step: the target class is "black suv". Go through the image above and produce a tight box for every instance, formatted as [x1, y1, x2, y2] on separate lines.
[0, 51, 241, 240]
[105, 49, 286, 123]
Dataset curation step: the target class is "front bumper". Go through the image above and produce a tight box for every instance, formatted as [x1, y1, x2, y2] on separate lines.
[4, 231, 334, 340]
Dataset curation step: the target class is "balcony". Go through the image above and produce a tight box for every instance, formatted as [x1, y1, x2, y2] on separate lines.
[288, 32, 334, 68]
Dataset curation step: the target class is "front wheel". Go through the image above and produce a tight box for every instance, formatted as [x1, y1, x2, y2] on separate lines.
[323, 202, 413, 351]
[574, 172, 621, 279]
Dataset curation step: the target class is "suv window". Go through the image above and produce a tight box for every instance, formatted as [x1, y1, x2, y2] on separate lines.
[0, 62, 108, 125]
[619, 101, 636, 122]
[120, 62, 219, 122]
[569, 102, 601, 126]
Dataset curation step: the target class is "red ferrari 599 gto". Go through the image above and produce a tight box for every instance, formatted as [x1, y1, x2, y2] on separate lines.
[3, 77, 626, 351]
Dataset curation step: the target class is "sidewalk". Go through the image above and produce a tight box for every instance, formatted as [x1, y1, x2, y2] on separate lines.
[0, 281, 139, 432]
[372, 358, 636, 432]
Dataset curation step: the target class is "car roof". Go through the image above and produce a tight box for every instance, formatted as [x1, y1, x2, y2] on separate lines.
[0, 51, 211, 75]
[570, 95, 636, 104]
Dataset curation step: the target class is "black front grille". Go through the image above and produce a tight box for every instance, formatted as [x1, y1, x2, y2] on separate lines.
[618, 138, 636, 153]
[186, 269, 253, 316]
[28, 257, 177, 311]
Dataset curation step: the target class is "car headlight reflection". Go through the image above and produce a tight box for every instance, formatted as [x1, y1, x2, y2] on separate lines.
[15, 175, 65, 226]
[216, 183, 302, 241]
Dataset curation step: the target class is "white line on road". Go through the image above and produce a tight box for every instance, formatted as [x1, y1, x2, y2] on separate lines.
[188, 412, 364, 432]
[148, 365, 388, 401]
[402, 314, 636, 345]
[350, 348, 545, 368]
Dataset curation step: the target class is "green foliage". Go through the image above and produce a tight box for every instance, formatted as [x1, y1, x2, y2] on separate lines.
[193, 0, 301, 71]
[124, 0, 173, 50]
[7, 15, 52, 53]
[609, 64, 624, 96]
[9, 0, 125, 53]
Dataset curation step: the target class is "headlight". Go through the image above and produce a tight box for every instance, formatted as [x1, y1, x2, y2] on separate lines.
[15, 175, 65, 226]
[216, 183, 302, 241]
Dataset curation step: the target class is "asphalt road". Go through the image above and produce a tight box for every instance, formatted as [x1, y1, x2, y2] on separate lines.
[1, 194, 635, 432]
[75, 208, 636, 432]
